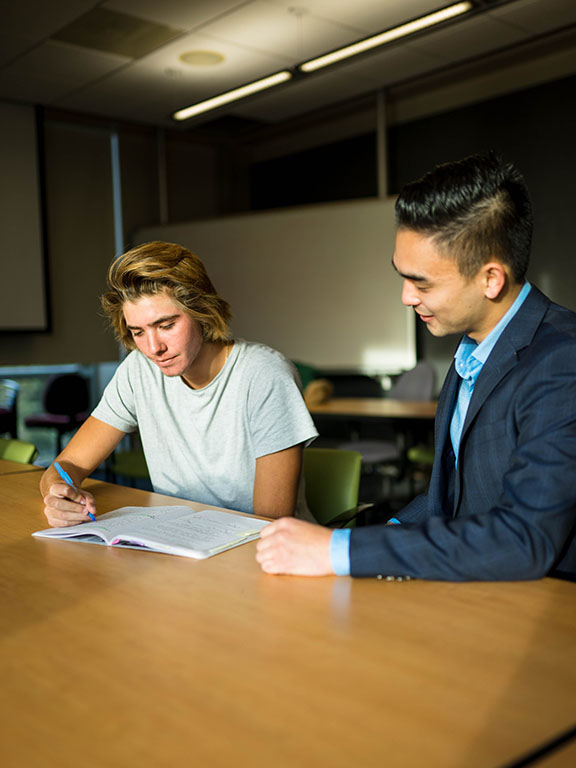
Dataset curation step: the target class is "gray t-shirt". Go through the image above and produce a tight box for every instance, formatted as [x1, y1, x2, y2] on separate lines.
[92, 340, 318, 518]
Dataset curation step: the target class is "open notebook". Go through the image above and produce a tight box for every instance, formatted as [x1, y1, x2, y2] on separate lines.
[33, 505, 270, 559]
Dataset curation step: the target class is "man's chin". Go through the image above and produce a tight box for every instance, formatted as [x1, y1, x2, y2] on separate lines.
[425, 323, 448, 337]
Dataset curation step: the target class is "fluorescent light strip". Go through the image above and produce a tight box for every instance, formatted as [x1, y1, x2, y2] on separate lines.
[173, 70, 292, 121]
[299, 2, 473, 73]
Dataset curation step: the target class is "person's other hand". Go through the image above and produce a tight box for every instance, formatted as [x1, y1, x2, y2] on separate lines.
[43, 483, 97, 528]
[256, 517, 334, 576]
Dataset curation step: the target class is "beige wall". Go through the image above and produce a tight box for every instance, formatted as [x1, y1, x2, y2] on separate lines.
[137, 197, 416, 374]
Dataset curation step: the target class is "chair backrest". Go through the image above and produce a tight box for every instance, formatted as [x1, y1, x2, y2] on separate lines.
[322, 373, 384, 398]
[110, 449, 150, 480]
[389, 362, 436, 401]
[303, 447, 362, 526]
[43, 374, 90, 416]
[0, 437, 38, 464]
[0, 379, 19, 437]
[0, 379, 19, 409]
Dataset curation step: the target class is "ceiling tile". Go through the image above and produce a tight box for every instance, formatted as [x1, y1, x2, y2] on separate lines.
[0, 1, 101, 68]
[0, 33, 42, 69]
[3, 0, 99, 40]
[0, 40, 129, 104]
[407, 13, 529, 64]
[55, 29, 293, 124]
[488, 0, 576, 35]
[129, 29, 292, 88]
[232, 67, 375, 122]
[195, 1, 361, 62]
[333, 43, 443, 88]
[104, 0, 251, 30]
[265, 0, 442, 35]
[56, 70, 184, 124]
[51, 6, 183, 58]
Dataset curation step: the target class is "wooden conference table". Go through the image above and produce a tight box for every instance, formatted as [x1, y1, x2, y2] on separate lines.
[0, 458, 45, 476]
[1, 461, 575, 768]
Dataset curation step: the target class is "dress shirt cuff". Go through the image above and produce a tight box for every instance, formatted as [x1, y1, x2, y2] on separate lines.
[330, 529, 351, 576]
[388, 517, 401, 525]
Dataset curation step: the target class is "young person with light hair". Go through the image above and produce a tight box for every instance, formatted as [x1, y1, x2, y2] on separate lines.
[41, 241, 317, 526]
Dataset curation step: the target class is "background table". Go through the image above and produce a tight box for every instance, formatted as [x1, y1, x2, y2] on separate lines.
[309, 397, 437, 420]
[1, 463, 575, 768]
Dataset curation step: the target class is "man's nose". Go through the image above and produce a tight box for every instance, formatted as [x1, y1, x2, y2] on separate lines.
[401, 280, 420, 307]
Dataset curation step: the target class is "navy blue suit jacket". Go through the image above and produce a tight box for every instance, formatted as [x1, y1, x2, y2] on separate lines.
[350, 286, 576, 580]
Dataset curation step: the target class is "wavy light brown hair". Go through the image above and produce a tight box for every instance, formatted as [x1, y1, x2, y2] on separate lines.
[100, 241, 232, 349]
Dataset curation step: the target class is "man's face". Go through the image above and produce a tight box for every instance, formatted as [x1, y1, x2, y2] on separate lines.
[393, 229, 492, 342]
[123, 292, 204, 380]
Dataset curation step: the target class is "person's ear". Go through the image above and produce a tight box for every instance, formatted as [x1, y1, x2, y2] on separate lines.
[482, 262, 507, 300]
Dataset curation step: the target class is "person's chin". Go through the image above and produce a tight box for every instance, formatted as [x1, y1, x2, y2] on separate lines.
[424, 321, 447, 337]
[155, 357, 182, 375]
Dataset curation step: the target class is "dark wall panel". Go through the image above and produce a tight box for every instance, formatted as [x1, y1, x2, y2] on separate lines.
[250, 133, 377, 210]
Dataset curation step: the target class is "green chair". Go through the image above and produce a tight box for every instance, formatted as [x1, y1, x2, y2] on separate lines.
[303, 447, 362, 527]
[407, 443, 435, 495]
[107, 448, 150, 487]
[0, 437, 38, 464]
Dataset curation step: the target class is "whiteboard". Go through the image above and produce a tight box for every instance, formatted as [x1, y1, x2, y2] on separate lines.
[136, 197, 416, 374]
[0, 102, 48, 331]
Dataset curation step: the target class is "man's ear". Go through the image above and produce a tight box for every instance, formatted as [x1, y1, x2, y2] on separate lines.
[482, 262, 507, 300]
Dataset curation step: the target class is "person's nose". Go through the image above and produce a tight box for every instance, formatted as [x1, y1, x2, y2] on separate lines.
[147, 330, 167, 357]
[401, 280, 420, 307]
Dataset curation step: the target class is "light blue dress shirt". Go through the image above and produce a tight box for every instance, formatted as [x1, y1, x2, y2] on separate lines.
[330, 282, 532, 576]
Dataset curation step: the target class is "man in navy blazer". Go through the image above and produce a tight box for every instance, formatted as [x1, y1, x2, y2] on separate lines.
[256, 153, 576, 581]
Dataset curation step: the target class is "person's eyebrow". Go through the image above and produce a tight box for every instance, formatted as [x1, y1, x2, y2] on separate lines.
[126, 314, 180, 330]
[391, 258, 427, 282]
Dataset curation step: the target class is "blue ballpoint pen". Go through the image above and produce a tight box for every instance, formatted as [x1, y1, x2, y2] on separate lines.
[53, 461, 96, 522]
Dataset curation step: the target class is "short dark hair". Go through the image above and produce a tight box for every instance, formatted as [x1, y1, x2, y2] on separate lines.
[101, 241, 232, 350]
[395, 153, 533, 282]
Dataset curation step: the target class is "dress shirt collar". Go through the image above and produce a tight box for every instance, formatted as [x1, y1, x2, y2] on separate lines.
[454, 282, 532, 381]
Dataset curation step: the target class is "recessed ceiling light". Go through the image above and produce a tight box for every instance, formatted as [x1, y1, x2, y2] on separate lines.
[179, 50, 225, 66]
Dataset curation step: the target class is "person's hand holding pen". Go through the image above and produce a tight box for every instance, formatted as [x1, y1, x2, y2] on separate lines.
[42, 461, 97, 528]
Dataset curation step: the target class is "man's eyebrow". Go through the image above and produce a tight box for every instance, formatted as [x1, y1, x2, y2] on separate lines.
[126, 314, 180, 330]
[391, 258, 427, 282]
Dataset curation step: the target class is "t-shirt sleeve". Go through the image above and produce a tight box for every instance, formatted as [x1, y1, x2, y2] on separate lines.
[91, 354, 139, 433]
[247, 353, 318, 458]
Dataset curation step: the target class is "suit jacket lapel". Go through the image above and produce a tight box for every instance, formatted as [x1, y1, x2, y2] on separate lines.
[461, 286, 549, 439]
[451, 286, 550, 514]
[435, 363, 459, 456]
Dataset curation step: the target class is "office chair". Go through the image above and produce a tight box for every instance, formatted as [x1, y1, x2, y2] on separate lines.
[25, 373, 90, 455]
[0, 437, 38, 464]
[105, 430, 151, 489]
[340, 362, 436, 496]
[303, 447, 363, 527]
[107, 448, 151, 488]
[0, 379, 20, 439]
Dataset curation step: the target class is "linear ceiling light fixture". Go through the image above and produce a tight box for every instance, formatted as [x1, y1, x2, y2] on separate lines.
[172, 70, 292, 121]
[299, 1, 474, 73]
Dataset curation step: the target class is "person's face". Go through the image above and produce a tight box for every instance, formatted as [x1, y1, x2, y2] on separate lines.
[393, 228, 492, 342]
[123, 292, 204, 379]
